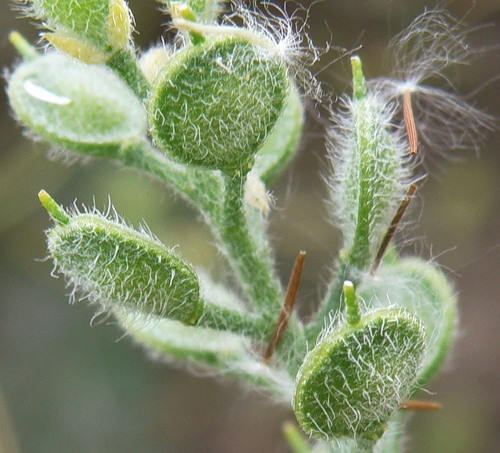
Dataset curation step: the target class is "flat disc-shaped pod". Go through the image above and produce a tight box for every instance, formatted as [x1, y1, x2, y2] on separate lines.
[7, 53, 147, 157]
[293, 308, 425, 440]
[44, 207, 202, 325]
[148, 37, 289, 175]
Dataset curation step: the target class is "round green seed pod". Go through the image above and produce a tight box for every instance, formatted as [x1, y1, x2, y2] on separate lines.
[47, 212, 202, 324]
[7, 53, 146, 158]
[293, 308, 425, 440]
[148, 37, 289, 175]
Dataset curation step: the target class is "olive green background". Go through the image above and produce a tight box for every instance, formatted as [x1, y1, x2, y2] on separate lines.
[1, 1, 499, 452]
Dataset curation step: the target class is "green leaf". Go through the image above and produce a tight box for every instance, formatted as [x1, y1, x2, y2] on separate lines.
[148, 36, 289, 175]
[7, 52, 147, 158]
[294, 308, 425, 441]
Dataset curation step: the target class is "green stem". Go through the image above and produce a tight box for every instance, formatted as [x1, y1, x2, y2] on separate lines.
[197, 301, 267, 339]
[9, 31, 38, 60]
[305, 260, 347, 342]
[107, 48, 150, 100]
[122, 140, 223, 215]
[283, 421, 312, 453]
[122, 142, 306, 369]
[219, 174, 282, 313]
[218, 176, 306, 374]
[219, 174, 306, 372]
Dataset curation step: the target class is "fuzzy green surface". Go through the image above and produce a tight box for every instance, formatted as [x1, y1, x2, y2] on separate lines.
[123, 312, 247, 366]
[7, 53, 146, 157]
[359, 258, 457, 385]
[26, 0, 111, 48]
[253, 82, 304, 184]
[120, 311, 295, 401]
[7, 52, 146, 156]
[149, 37, 289, 175]
[293, 308, 425, 440]
[329, 93, 410, 270]
[47, 213, 202, 324]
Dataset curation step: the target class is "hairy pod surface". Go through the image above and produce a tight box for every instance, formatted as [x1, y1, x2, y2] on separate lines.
[46, 211, 202, 324]
[329, 57, 411, 270]
[359, 258, 457, 385]
[25, 0, 131, 52]
[253, 83, 304, 184]
[293, 308, 425, 440]
[7, 53, 146, 157]
[148, 36, 289, 175]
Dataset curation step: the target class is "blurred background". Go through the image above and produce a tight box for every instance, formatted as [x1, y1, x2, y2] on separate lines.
[0, 0, 499, 452]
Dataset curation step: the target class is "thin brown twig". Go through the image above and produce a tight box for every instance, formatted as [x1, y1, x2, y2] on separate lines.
[263, 251, 306, 363]
[400, 400, 442, 411]
[370, 184, 417, 275]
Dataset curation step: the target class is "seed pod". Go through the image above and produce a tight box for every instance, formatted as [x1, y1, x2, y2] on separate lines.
[359, 258, 457, 385]
[7, 53, 146, 158]
[148, 36, 289, 175]
[293, 308, 425, 440]
[41, 193, 202, 324]
[253, 83, 304, 185]
[26, 0, 132, 53]
[328, 57, 411, 270]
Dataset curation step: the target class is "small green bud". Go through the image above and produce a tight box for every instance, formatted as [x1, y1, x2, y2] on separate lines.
[159, 0, 223, 23]
[7, 53, 146, 158]
[41, 194, 202, 324]
[294, 308, 425, 440]
[148, 37, 289, 175]
[351, 56, 367, 100]
[343, 280, 361, 326]
[9, 31, 38, 61]
[107, 0, 132, 51]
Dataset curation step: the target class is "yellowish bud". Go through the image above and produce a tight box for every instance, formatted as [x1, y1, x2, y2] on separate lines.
[43, 32, 109, 64]
[107, 0, 132, 51]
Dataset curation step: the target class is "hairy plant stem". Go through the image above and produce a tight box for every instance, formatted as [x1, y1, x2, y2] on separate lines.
[220, 174, 282, 310]
[305, 260, 348, 342]
[107, 48, 151, 100]
[122, 140, 223, 215]
[121, 142, 306, 368]
[198, 301, 268, 339]
[219, 174, 306, 372]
